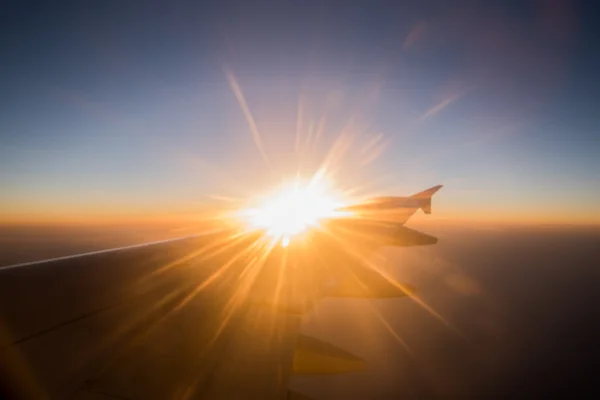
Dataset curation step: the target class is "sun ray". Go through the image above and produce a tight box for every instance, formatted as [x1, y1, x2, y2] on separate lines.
[295, 94, 304, 155]
[310, 112, 328, 151]
[225, 66, 272, 169]
[319, 225, 461, 335]
[368, 302, 415, 356]
[174, 233, 268, 312]
[144, 230, 248, 282]
[207, 234, 283, 346]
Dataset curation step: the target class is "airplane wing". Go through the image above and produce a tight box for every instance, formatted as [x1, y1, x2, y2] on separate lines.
[0, 187, 441, 399]
[339, 185, 443, 225]
[0, 229, 388, 399]
[0, 232, 291, 399]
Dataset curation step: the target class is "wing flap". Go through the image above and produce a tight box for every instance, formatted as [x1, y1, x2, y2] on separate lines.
[292, 335, 366, 375]
[197, 308, 302, 399]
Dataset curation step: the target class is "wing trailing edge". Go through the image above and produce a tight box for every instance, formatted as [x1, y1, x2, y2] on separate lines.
[292, 334, 366, 375]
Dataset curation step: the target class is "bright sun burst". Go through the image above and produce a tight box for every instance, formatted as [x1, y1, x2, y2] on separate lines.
[239, 176, 349, 247]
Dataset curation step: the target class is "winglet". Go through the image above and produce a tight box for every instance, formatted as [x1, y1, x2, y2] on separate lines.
[411, 184, 443, 214]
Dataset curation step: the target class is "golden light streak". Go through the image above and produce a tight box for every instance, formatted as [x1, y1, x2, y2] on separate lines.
[145, 230, 248, 281]
[416, 85, 473, 123]
[368, 303, 415, 356]
[295, 95, 304, 154]
[174, 234, 268, 312]
[319, 226, 461, 335]
[225, 67, 272, 168]
[205, 234, 285, 348]
[310, 113, 328, 150]
[359, 133, 393, 167]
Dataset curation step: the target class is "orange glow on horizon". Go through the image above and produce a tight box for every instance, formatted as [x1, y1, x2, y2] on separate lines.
[1, 201, 599, 228]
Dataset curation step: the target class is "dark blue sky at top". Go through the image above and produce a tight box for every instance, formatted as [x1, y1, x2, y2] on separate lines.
[1, 0, 598, 221]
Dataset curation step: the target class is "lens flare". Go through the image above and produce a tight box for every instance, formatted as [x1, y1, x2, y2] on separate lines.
[239, 176, 350, 246]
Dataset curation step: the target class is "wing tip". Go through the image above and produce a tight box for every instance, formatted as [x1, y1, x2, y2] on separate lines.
[413, 184, 443, 198]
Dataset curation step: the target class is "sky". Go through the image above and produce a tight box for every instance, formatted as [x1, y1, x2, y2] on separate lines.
[1, 0, 599, 226]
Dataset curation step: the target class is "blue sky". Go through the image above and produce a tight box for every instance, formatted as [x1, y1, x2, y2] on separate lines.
[1, 1, 598, 224]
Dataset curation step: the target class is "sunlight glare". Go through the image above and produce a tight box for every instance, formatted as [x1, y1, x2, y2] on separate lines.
[239, 175, 350, 245]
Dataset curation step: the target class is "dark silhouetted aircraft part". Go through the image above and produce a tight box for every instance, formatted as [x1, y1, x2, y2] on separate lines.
[0, 185, 442, 399]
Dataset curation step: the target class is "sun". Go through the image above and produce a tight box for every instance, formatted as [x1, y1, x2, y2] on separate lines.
[239, 177, 350, 246]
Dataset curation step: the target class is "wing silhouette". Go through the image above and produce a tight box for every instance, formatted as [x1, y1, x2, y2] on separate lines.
[0, 186, 442, 399]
